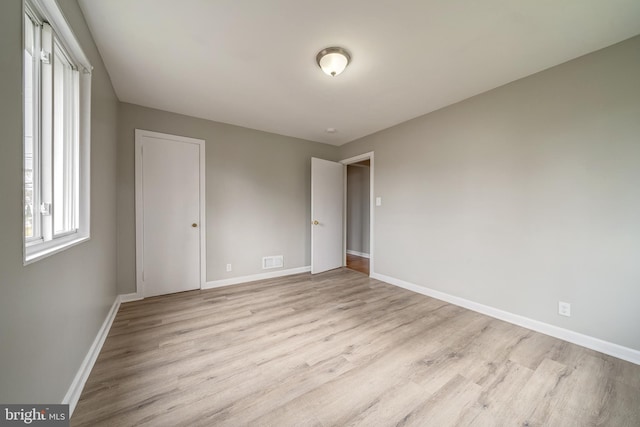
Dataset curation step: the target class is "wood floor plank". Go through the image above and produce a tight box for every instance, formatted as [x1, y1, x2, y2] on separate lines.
[507, 357, 572, 426]
[457, 359, 535, 426]
[346, 253, 369, 275]
[71, 268, 640, 426]
[396, 374, 483, 427]
[249, 332, 444, 427]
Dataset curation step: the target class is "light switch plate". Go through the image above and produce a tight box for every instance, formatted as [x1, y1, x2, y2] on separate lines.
[376, 197, 382, 206]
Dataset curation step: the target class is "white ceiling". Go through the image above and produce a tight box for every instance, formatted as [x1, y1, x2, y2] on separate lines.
[78, 0, 640, 146]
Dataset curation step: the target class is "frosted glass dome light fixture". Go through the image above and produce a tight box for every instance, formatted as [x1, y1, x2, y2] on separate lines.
[316, 47, 351, 77]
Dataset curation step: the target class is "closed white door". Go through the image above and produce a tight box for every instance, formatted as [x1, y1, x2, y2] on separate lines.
[311, 157, 344, 274]
[135, 130, 205, 297]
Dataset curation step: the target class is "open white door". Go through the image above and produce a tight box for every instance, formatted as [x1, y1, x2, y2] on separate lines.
[311, 157, 344, 274]
[135, 130, 206, 298]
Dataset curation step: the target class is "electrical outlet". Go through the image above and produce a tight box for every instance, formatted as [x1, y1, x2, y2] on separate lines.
[226, 263, 232, 272]
[558, 301, 571, 317]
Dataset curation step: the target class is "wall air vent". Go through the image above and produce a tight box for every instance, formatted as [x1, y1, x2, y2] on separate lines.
[262, 255, 284, 270]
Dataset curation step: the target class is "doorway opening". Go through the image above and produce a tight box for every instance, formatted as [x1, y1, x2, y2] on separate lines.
[341, 152, 374, 276]
[345, 160, 370, 275]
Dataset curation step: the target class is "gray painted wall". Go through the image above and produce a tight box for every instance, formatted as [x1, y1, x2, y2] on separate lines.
[117, 103, 338, 294]
[0, 0, 118, 403]
[339, 36, 640, 351]
[347, 164, 370, 254]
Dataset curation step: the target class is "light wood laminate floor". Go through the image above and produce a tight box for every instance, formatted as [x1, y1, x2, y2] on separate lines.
[72, 269, 640, 426]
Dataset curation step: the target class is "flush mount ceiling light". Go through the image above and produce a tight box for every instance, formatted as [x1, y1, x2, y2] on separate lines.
[316, 47, 351, 77]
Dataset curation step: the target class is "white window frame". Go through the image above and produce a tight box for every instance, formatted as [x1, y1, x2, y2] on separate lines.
[23, 0, 92, 264]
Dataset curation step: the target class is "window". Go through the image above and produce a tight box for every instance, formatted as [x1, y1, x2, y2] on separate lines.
[23, 0, 92, 264]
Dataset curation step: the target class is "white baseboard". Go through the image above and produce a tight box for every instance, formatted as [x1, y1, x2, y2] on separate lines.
[119, 292, 143, 303]
[371, 272, 640, 366]
[204, 266, 311, 289]
[63, 295, 121, 416]
[346, 250, 370, 259]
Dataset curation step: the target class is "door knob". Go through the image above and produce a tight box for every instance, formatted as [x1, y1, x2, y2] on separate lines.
[192, 223, 198, 228]
[312, 220, 319, 225]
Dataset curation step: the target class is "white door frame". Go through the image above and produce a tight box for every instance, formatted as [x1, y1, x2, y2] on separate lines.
[134, 129, 207, 298]
[341, 151, 374, 276]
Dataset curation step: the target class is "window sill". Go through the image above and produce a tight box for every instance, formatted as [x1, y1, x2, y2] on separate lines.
[24, 234, 90, 265]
